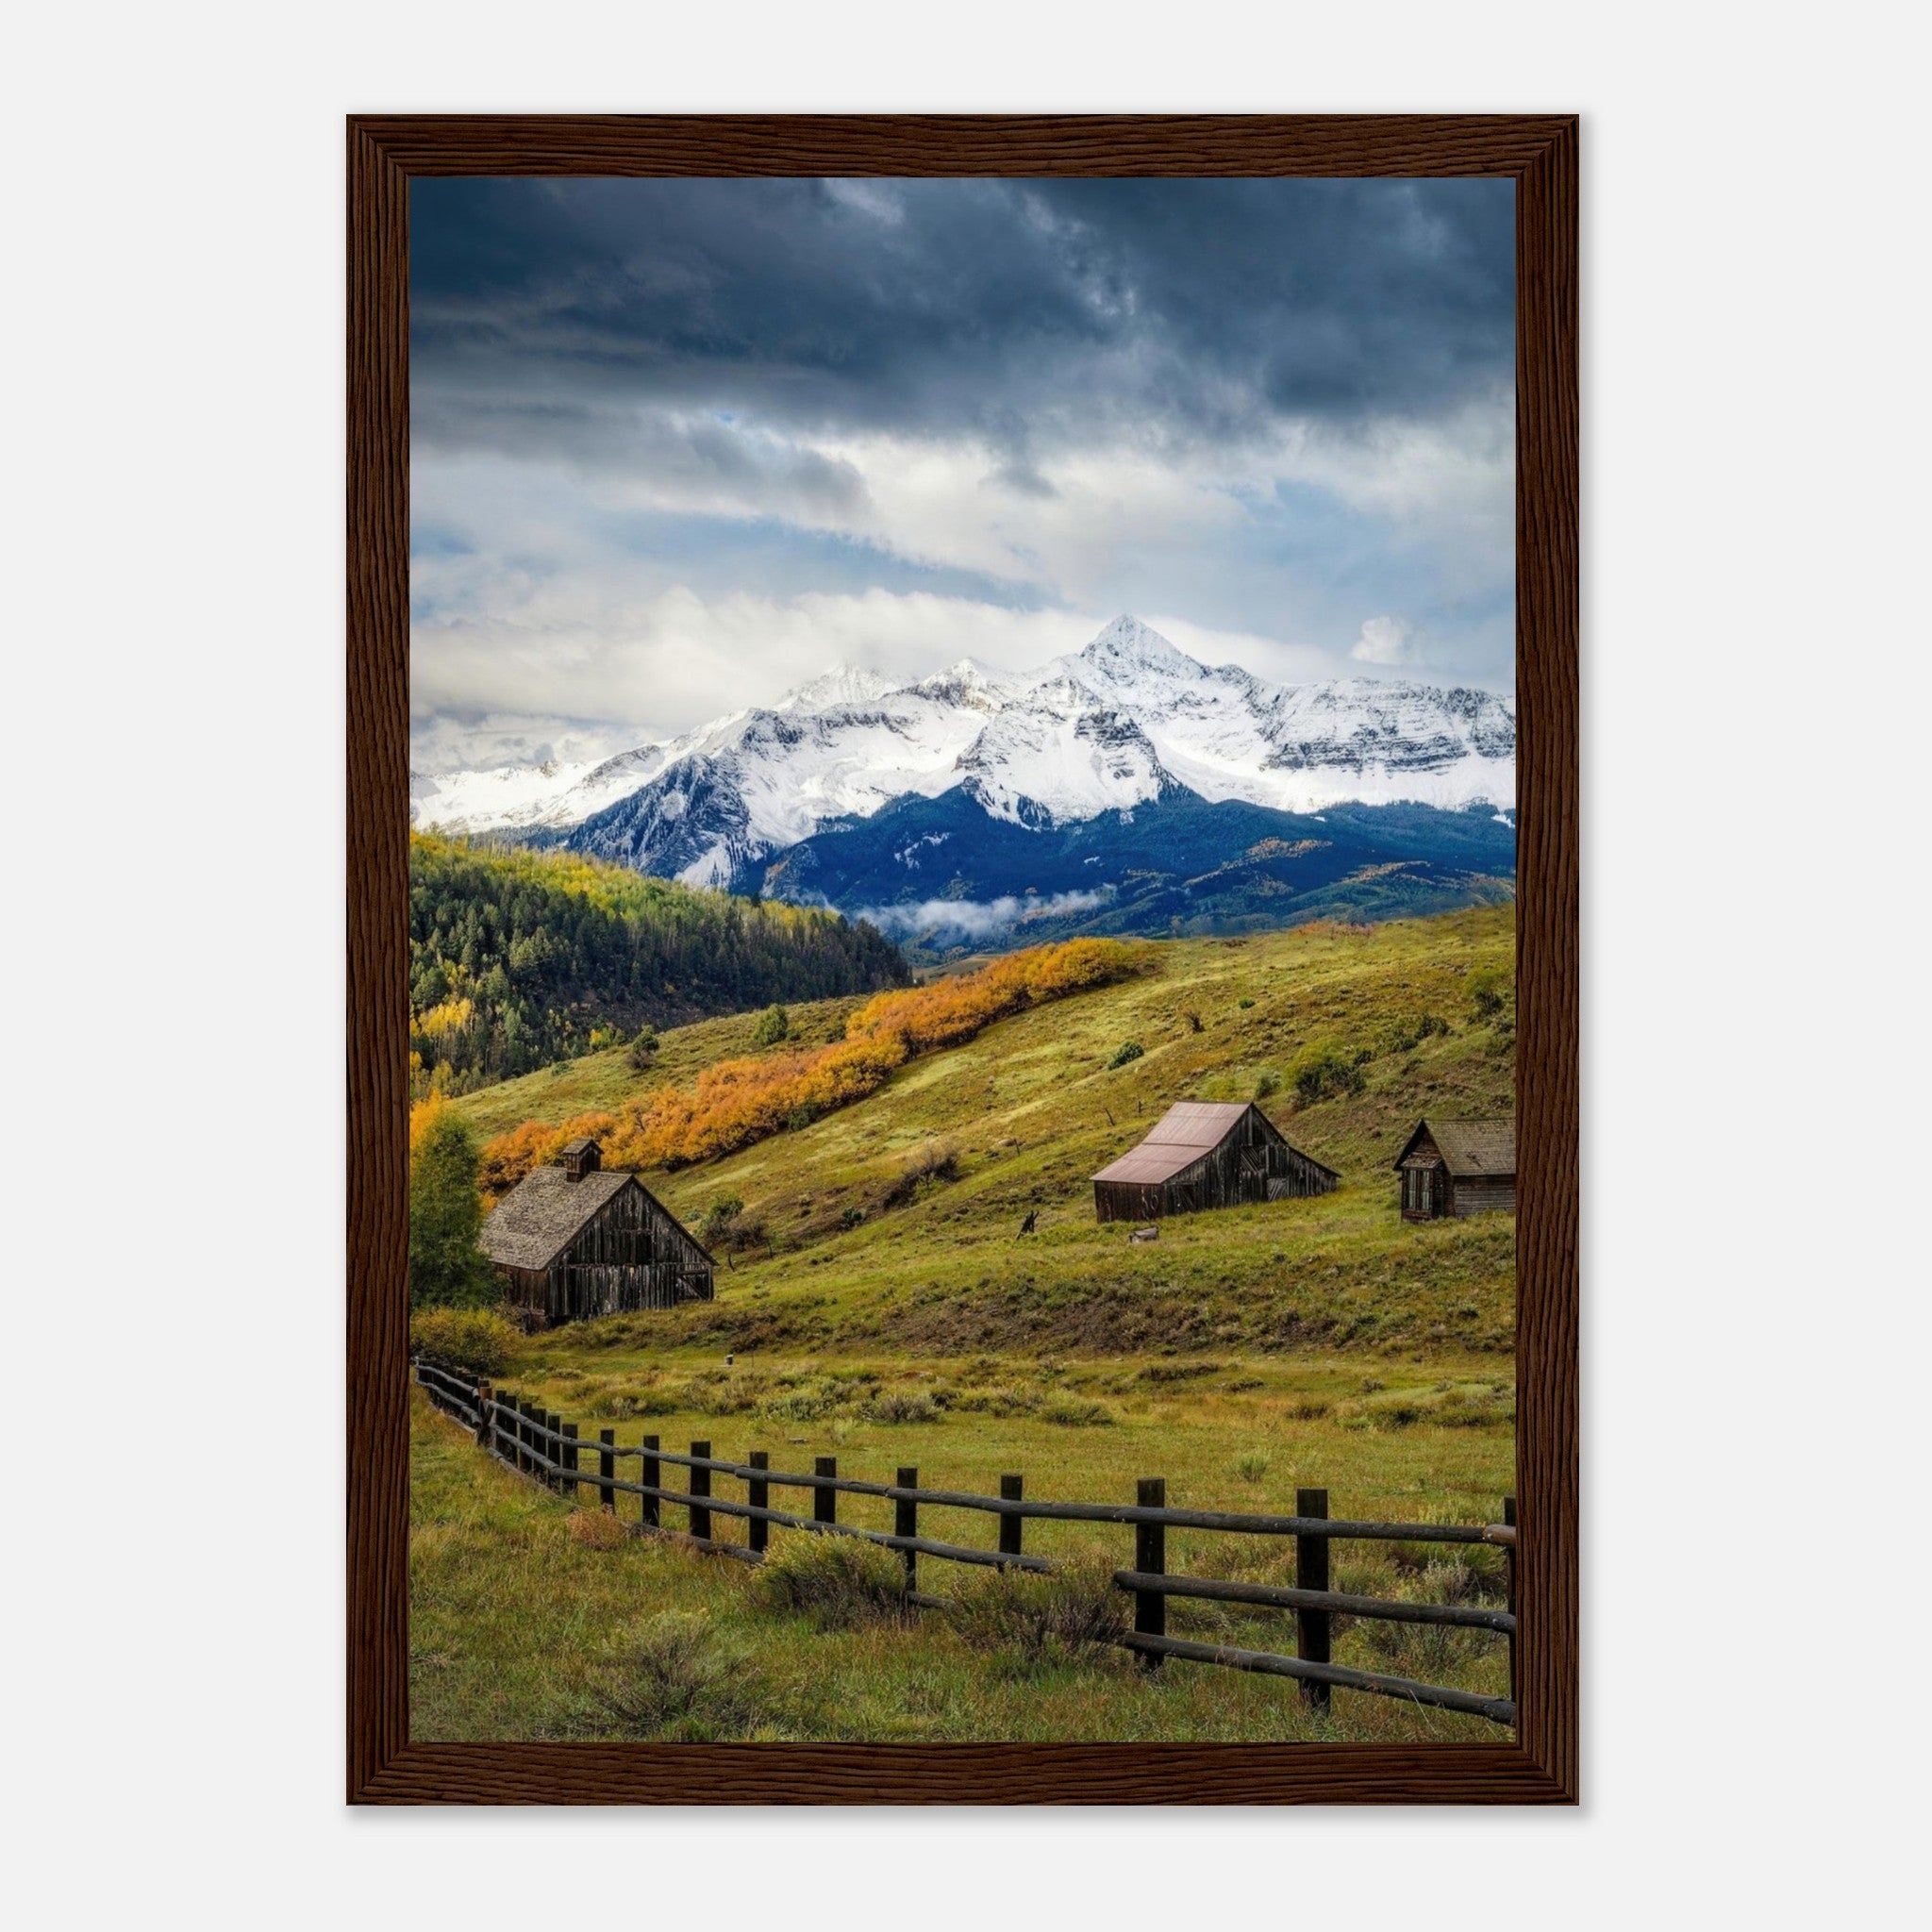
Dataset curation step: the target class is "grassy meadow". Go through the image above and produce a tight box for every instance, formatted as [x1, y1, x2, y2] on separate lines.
[411, 1385, 1512, 1744]
[416, 905, 1518, 1742]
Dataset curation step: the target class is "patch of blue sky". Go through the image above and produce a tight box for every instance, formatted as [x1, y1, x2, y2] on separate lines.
[578, 507, 1051, 611]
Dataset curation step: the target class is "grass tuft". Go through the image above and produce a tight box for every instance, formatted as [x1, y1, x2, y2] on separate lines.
[566, 1508, 626, 1551]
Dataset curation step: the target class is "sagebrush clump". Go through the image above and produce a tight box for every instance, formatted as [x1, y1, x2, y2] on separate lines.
[408, 1306, 522, 1376]
[944, 1555, 1128, 1669]
[1041, 1396, 1115, 1427]
[1288, 1039, 1368, 1107]
[590, 1612, 770, 1740]
[751, 1533, 909, 1630]
[867, 1388, 942, 1424]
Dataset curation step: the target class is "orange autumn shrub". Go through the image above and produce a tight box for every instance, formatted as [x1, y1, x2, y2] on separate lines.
[608, 938, 1137, 1170]
[844, 935, 1132, 1056]
[476, 1111, 621, 1200]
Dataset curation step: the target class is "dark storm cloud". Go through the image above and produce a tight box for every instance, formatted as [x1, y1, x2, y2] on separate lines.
[409, 176, 1517, 766]
[409, 175, 1513, 466]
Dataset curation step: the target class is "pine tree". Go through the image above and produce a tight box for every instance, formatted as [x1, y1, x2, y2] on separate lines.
[408, 1101, 498, 1310]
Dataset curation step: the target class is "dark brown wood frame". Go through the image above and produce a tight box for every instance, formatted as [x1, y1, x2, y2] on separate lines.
[348, 113, 1577, 1805]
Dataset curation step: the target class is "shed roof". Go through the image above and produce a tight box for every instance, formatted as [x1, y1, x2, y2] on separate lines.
[479, 1166, 636, 1272]
[1091, 1100, 1293, 1188]
[1141, 1101, 1255, 1146]
[559, 1136, 598, 1157]
[1393, 1117, 1516, 1177]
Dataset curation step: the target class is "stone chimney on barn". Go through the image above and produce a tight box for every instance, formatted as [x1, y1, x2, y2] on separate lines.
[559, 1137, 601, 1184]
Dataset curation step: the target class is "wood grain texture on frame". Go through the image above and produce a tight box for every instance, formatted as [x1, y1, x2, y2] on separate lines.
[347, 113, 1578, 1806]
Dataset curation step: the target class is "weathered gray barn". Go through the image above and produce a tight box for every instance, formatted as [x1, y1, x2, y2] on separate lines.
[1091, 1101, 1340, 1224]
[479, 1138, 714, 1327]
[1393, 1117, 1516, 1221]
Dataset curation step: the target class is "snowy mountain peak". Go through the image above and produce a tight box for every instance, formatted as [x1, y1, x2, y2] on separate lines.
[907, 658, 1021, 712]
[1078, 614, 1198, 676]
[774, 663, 899, 713]
[414, 614, 1515, 879]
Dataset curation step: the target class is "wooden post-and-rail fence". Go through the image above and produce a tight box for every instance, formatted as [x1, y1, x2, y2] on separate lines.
[412, 1357, 1520, 1728]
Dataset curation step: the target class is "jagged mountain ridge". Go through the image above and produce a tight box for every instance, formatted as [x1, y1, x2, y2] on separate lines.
[413, 618, 1515, 902]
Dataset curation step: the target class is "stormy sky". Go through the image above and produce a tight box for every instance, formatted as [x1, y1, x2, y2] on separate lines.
[410, 176, 1515, 773]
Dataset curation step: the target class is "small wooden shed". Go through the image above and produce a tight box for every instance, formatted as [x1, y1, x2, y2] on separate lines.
[1393, 1117, 1516, 1221]
[1091, 1101, 1340, 1224]
[479, 1138, 714, 1328]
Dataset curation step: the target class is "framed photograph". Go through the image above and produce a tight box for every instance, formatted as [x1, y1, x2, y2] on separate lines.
[349, 114, 1577, 1804]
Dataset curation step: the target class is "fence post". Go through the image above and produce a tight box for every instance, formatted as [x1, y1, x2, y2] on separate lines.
[1134, 1477, 1166, 1670]
[896, 1467, 919, 1591]
[598, 1428, 616, 1512]
[641, 1435, 660, 1530]
[748, 1451, 770, 1556]
[1295, 1487, 1332, 1714]
[999, 1474, 1024, 1563]
[690, 1441, 712, 1541]
[561, 1422, 580, 1499]
[1503, 1493, 1518, 1707]
[475, 1384, 492, 1451]
[814, 1457, 838, 1527]
[540, 1410, 560, 1491]
[516, 1398, 534, 1476]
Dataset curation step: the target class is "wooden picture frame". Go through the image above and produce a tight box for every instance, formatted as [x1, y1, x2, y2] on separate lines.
[348, 113, 1577, 1805]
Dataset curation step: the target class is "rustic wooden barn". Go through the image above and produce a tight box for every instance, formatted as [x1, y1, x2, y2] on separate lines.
[1393, 1117, 1517, 1221]
[1091, 1101, 1340, 1224]
[479, 1138, 714, 1328]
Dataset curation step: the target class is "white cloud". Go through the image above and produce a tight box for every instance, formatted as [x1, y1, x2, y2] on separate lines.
[822, 178, 906, 226]
[1351, 614, 1423, 665]
[409, 391, 1514, 765]
[408, 711, 636, 776]
[854, 890, 1110, 940]
[410, 575, 1443, 772]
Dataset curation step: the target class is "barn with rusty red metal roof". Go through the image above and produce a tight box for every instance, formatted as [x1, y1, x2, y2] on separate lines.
[1090, 1101, 1340, 1224]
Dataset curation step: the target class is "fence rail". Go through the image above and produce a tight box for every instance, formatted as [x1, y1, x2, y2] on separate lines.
[412, 1357, 1518, 1729]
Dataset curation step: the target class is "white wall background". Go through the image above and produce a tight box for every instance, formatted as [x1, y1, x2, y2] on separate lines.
[6, 4, 1924, 1925]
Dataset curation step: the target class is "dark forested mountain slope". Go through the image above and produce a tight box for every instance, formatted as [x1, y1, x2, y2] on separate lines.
[409, 835, 908, 1094]
[750, 791, 1516, 960]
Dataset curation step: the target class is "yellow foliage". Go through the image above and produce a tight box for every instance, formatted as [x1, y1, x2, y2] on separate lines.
[408, 1093, 451, 1159]
[415, 996, 475, 1039]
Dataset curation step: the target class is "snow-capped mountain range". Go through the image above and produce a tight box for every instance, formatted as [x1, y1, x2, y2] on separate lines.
[413, 617, 1515, 898]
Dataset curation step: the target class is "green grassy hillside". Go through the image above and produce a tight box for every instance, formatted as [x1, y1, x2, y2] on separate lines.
[425, 906, 1517, 1743]
[451, 905, 1516, 1361]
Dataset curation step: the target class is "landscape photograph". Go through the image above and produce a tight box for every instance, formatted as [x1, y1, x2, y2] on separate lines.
[405, 173, 1522, 1745]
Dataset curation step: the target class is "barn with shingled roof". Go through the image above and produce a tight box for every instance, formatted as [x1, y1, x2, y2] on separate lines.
[480, 1137, 713, 1328]
[1090, 1101, 1340, 1224]
[1392, 1117, 1516, 1221]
